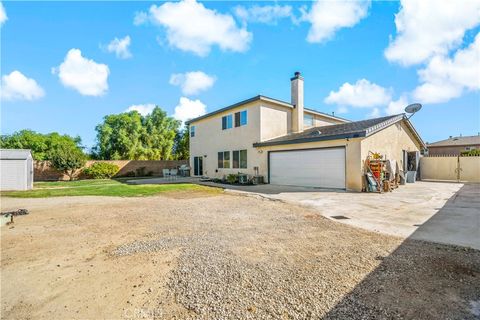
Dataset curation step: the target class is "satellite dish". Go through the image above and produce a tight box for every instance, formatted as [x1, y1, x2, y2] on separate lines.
[405, 103, 422, 114]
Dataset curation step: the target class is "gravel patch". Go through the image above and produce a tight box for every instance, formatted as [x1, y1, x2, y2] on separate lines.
[108, 195, 480, 320]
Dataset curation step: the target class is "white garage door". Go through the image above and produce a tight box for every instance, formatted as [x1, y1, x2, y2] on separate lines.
[269, 148, 346, 189]
[1, 160, 27, 191]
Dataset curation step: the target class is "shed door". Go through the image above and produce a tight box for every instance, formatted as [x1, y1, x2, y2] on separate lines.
[1, 160, 27, 191]
[269, 148, 346, 189]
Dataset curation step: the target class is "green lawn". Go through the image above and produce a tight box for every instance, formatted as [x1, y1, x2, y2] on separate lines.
[2, 179, 219, 198]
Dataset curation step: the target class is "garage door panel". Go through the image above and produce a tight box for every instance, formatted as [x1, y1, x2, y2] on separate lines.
[269, 148, 345, 189]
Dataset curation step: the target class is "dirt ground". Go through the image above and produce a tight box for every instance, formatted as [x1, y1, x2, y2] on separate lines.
[1, 191, 479, 319]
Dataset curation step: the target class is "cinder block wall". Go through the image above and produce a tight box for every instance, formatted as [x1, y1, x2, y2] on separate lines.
[34, 160, 188, 181]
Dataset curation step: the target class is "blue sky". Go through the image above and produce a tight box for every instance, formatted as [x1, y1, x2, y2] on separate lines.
[1, 0, 479, 149]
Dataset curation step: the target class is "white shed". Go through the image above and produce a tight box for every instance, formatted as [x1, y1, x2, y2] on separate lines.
[0, 149, 34, 191]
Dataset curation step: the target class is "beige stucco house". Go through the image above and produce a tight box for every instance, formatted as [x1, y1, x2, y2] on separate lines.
[186, 72, 425, 191]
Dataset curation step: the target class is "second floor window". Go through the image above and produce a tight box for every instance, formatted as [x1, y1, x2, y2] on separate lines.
[222, 115, 233, 130]
[304, 114, 314, 127]
[218, 151, 230, 168]
[235, 110, 248, 127]
[190, 125, 196, 137]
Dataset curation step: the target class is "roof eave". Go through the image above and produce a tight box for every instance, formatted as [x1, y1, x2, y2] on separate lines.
[185, 95, 293, 125]
[303, 108, 350, 123]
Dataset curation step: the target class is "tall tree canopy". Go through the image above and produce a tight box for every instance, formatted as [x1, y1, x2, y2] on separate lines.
[94, 106, 181, 160]
[0, 130, 83, 160]
[173, 125, 189, 160]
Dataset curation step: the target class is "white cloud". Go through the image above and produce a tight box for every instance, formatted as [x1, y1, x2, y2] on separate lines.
[148, 0, 252, 56]
[234, 4, 293, 25]
[52, 49, 109, 96]
[169, 71, 216, 95]
[0, 2, 7, 25]
[413, 33, 480, 104]
[325, 79, 392, 108]
[385, 0, 480, 66]
[1, 70, 45, 101]
[304, 0, 370, 43]
[133, 11, 148, 26]
[125, 103, 156, 116]
[386, 95, 408, 115]
[106, 36, 132, 59]
[173, 97, 207, 123]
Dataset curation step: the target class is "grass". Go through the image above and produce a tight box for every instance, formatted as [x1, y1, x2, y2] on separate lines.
[2, 179, 220, 198]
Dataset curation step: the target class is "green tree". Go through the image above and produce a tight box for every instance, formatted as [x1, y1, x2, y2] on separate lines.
[48, 144, 86, 180]
[173, 125, 190, 160]
[94, 106, 180, 160]
[142, 107, 180, 160]
[0, 130, 83, 160]
[94, 111, 145, 160]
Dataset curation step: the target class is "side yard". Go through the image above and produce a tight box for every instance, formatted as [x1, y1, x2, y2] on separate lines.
[1, 190, 479, 319]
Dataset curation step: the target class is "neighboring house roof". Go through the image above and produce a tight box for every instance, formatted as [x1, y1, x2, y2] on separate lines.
[253, 114, 426, 149]
[427, 135, 480, 147]
[185, 95, 349, 125]
[0, 149, 33, 160]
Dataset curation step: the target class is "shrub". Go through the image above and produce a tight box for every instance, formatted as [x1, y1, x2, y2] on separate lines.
[48, 144, 86, 181]
[461, 149, 480, 156]
[84, 162, 120, 179]
[123, 171, 136, 177]
[226, 174, 237, 184]
[135, 167, 146, 177]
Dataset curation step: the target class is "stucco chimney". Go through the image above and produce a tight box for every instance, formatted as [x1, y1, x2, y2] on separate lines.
[291, 71, 304, 133]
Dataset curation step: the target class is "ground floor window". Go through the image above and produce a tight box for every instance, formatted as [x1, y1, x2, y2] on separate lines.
[218, 151, 230, 168]
[233, 150, 247, 168]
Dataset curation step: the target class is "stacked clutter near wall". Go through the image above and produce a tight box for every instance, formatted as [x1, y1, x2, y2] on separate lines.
[364, 152, 400, 193]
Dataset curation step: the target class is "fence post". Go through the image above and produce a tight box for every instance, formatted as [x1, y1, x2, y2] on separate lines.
[456, 155, 461, 182]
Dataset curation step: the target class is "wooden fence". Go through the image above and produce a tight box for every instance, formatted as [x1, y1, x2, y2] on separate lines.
[34, 160, 188, 181]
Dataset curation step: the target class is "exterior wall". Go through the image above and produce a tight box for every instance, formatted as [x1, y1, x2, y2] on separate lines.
[428, 145, 480, 156]
[260, 103, 291, 140]
[189, 101, 263, 178]
[256, 138, 363, 191]
[361, 121, 421, 175]
[0, 159, 29, 190]
[34, 160, 187, 181]
[420, 156, 480, 182]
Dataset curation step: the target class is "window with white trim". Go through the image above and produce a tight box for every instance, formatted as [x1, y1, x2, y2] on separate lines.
[222, 115, 233, 130]
[217, 151, 230, 168]
[233, 150, 247, 169]
[234, 110, 247, 127]
[304, 114, 314, 127]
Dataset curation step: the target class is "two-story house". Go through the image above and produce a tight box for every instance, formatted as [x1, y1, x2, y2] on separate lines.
[186, 72, 425, 191]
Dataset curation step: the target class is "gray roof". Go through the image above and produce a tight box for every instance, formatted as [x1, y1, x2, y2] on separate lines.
[185, 95, 349, 125]
[427, 135, 480, 147]
[253, 114, 425, 147]
[0, 149, 33, 160]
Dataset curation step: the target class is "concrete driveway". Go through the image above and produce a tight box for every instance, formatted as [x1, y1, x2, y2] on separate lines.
[228, 182, 480, 250]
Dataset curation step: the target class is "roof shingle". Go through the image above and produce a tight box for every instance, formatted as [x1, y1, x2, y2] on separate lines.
[427, 135, 480, 147]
